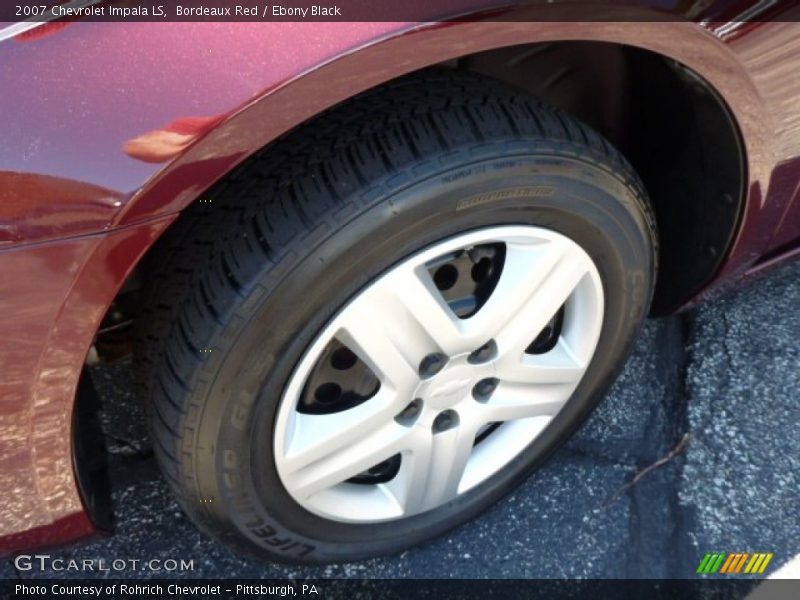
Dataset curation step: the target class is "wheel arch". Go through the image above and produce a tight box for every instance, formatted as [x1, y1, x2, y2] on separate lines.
[115, 21, 759, 316]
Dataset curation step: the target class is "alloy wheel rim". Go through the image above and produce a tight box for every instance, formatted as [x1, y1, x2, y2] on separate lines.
[274, 225, 605, 523]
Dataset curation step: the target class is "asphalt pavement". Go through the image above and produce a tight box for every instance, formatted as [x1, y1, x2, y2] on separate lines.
[3, 259, 799, 580]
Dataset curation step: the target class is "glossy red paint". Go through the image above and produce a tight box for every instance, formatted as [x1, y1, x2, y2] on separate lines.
[1, 4, 800, 555]
[0, 218, 174, 554]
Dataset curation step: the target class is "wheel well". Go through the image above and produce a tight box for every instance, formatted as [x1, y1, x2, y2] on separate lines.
[76, 38, 746, 535]
[111, 40, 743, 331]
[459, 41, 743, 315]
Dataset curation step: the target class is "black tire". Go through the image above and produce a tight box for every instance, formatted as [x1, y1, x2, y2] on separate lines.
[136, 69, 657, 564]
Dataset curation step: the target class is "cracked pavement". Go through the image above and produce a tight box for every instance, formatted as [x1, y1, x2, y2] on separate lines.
[3, 259, 799, 580]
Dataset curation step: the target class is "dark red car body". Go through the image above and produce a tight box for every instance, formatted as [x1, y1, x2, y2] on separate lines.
[2, 2, 800, 556]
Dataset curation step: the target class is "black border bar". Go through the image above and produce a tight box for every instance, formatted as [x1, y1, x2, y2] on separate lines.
[5, 578, 800, 600]
[3, 0, 800, 23]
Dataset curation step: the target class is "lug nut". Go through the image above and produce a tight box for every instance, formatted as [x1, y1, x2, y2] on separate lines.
[472, 377, 499, 402]
[468, 339, 497, 364]
[432, 409, 459, 433]
[395, 399, 423, 426]
[419, 352, 447, 379]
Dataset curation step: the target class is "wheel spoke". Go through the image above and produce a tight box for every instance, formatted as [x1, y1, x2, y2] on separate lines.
[384, 422, 478, 514]
[383, 264, 466, 355]
[495, 338, 587, 386]
[281, 388, 400, 479]
[338, 265, 462, 387]
[458, 238, 565, 343]
[492, 244, 594, 361]
[383, 430, 434, 515]
[282, 412, 412, 500]
[479, 381, 567, 422]
[417, 423, 478, 510]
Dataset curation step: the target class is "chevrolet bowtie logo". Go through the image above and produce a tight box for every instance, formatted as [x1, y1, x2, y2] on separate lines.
[429, 378, 472, 400]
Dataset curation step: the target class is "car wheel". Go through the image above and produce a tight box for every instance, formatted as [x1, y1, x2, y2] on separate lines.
[137, 69, 657, 563]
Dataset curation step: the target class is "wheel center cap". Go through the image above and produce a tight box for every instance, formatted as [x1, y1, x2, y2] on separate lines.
[421, 364, 475, 410]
